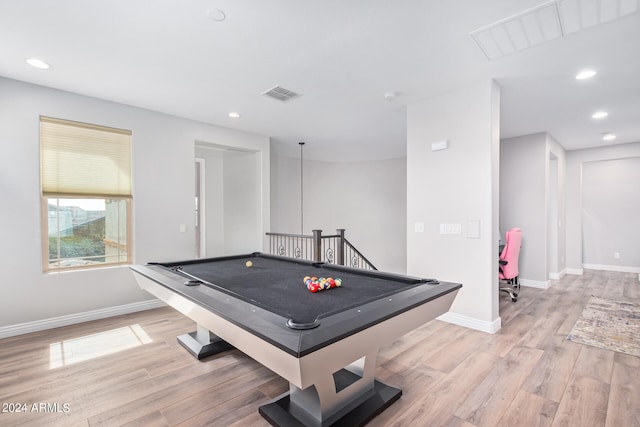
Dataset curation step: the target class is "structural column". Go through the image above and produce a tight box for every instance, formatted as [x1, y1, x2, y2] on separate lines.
[406, 80, 501, 332]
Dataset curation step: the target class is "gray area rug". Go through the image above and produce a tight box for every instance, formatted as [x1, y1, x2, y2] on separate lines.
[567, 296, 640, 357]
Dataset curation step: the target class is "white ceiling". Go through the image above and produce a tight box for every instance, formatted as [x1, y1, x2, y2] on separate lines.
[1, 0, 639, 161]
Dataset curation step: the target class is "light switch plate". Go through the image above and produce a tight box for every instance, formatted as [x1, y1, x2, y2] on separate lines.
[440, 223, 462, 234]
[467, 220, 480, 238]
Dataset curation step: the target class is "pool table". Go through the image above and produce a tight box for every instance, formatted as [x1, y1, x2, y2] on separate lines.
[130, 253, 461, 426]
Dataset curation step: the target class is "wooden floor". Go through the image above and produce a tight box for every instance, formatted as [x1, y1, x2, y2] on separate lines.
[1, 270, 639, 426]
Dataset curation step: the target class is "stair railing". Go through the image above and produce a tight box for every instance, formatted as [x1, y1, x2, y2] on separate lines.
[265, 228, 377, 270]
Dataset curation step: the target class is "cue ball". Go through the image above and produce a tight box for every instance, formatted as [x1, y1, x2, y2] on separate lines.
[245, 260, 253, 267]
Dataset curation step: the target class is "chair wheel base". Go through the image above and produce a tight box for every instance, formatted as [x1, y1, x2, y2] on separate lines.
[500, 286, 519, 303]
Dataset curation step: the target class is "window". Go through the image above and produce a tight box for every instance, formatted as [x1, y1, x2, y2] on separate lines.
[40, 117, 132, 271]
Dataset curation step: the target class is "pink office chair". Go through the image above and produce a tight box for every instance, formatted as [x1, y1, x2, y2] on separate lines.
[499, 228, 522, 302]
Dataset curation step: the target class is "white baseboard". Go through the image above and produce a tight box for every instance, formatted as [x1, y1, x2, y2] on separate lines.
[0, 299, 166, 339]
[582, 263, 640, 274]
[438, 311, 501, 334]
[566, 268, 584, 275]
[549, 269, 566, 280]
[520, 278, 549, 289]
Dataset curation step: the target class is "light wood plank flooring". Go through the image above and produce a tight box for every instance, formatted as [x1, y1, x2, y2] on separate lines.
[1, 270, 639, 426]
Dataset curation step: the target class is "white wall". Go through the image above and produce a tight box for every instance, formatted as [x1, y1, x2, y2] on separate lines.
[582, 156, 640, 270]
[566, 142, 640, 274]
[0, 77, 270, 330]
[407, 80, 501, 332]
[270, 155, 406, 274]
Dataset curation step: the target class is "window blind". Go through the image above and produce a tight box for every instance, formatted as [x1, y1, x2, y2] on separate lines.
[40, 116, 132, 198]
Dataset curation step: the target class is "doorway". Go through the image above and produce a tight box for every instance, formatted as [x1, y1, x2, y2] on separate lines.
[195, 142, 261, 257]
[195, 158, 206, 258]
[547, 155, 558, 279]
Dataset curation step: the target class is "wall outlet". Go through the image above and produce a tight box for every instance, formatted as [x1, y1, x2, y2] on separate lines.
[614, 252, 620, 259]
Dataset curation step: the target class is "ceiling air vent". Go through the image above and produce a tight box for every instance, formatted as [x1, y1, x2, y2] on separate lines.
[470, 0, 640, 61]
[470, 1, 562, 60]
[261, 85, 301, 102]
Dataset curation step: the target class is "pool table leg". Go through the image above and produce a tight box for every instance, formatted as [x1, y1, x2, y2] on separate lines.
[259, 350, 402, 426]
[177, 323, 233, 360]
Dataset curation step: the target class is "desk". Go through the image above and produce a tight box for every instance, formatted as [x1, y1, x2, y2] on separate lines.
[130, 253, 460, 426]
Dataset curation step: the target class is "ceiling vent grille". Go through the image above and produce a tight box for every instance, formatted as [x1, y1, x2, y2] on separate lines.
[556, 0, 639, 35]
[470, 1, 563, 60]
[261, 86, 301, 102]
[470, 0, 639, 60]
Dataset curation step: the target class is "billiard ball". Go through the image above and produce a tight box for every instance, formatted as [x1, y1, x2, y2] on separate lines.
[334, 278, 342, 287]
[245, 260, 253, 267]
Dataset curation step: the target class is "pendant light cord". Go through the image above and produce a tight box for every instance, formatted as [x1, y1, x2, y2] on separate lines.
[299, 142, 305, 235]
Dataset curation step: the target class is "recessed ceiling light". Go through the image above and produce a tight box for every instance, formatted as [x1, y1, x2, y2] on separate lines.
[592, 111, 608, 119]
[384, 92, 396, 101]
[26, 58, 50, 69]
[575, 70, 596, 80]
[228, 112, 241, 118]
[602, 132, 616, 141]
